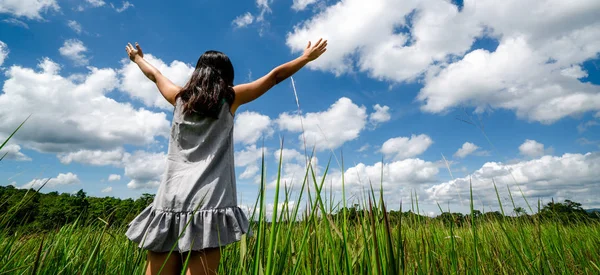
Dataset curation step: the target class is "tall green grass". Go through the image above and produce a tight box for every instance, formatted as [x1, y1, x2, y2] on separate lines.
[1, 146, 599, 274]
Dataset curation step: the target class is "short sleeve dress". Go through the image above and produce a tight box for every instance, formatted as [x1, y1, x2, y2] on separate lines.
[125, 97, 250, 253]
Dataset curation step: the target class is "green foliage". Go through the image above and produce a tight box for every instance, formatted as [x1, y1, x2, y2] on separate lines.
[0, 185, 154, 232]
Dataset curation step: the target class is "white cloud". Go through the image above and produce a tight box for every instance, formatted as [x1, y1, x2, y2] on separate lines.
[232, 0, 273, 34]
[286, 0, 480, 78]
[332, 158, 439, 191]
[67, 20, 82, 34]
[560, 65, 588, 79]
[123, 151, 166, 189]
[369, 104, 391, 125]
[101, 186, 113, 193]
[3, 18, 28, 28]
[380, 134, 433, 160]
[357, 144, 370, 152]
[21, 172, 80, 189]
[274, 148, 305, 164]
[59, 39, 89, 66]
[276, 97, 367, 151]
[0, 144, 31, 161]
[234, 111, 273, 145]
[453, 142, 478, 159]
[0, 40, 8, 66]
[58, 148, 124, 166]
[286, 0, 600, 124]
[418, 36, 600, 124]
[0, 58, 171, 153]
[233, 12, 254, 28]
[86, 0, 105, 7]
[118, 54, 193, 110]
[0, 0, 59, 19]
[269, 155, 319, 189]
[426, 152, 600, 209]
[256, 0, 272, 22]
[235, 145, 267, 181]
[108, 174, 121, 181]
[240, 165, 259, 180]
[292, 0, 318, 11]
[112, 1, 133, 13]
[235, 145, 265, 167]
[519, 139, 546, 158]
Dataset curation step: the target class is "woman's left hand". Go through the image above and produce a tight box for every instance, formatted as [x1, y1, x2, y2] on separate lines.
[126, 42, 144, 62]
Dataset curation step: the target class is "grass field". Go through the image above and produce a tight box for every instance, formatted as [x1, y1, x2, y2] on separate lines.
[1, 155, 599, 275]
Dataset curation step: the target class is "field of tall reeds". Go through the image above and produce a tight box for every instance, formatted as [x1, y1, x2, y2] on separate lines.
[1, 147, 599, 274]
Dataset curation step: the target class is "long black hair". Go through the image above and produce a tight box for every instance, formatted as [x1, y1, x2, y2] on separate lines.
[177, 50, 235, 118]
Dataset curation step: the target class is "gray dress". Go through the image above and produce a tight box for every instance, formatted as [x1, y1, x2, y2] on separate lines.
[125, 97, 250, 253]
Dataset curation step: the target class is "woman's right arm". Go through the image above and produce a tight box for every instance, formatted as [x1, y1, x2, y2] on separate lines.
[231, 38, 327, 113]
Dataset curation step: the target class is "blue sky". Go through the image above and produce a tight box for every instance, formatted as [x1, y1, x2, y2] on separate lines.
[1, 0, 599, 216]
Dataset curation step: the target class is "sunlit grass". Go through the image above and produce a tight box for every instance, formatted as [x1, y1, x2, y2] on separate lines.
[1, 145, 599, 274]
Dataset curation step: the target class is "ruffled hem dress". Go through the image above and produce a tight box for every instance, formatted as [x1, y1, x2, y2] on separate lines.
[125, 97, 250, 253]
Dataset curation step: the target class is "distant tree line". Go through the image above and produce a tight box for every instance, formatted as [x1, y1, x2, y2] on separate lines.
[0, 185, 154, 233]
[1, 185, 598, 233]
[334, 200, 599, 227]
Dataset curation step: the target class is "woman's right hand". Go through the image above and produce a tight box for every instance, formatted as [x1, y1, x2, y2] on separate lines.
[302, 38, 327, 61]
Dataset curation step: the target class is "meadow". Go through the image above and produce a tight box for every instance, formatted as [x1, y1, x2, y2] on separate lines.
[1, 112, 600, 275]
[1, 153, 599, 274]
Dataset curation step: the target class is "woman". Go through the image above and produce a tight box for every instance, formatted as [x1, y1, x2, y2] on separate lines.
[124, 39, 327, 275]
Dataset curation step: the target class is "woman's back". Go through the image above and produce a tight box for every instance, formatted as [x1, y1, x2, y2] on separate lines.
[125, 97, 248, 252]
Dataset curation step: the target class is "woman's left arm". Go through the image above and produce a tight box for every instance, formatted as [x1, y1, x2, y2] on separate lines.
[126, 42, 182, 106]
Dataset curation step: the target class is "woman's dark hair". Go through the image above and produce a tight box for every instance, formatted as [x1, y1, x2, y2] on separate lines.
[177, 50, 235, 118]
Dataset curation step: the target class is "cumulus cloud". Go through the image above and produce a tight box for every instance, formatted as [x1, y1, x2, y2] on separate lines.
[0, 0, 59, 19]
[453, 142, 483, 159]
[123, 151, 166, 189]
[234, 111, 273, 145]
[519, 139, 546, 158]
[426, 152, 600, 209]
[0, 144, 31, 161]
[0, 41, 8, 66]
[58, 148, 124, 166]
[369, 104, 391, 126]
[233, 12, 254, 28]
[21, 172, 80, 190]
[286, 0, 600, 124]
[59, 39, 89, 66]
[119, 54, 193, 110]
[101, 186, 113, 193]
[235, 145, 267, 181]
[276, 97, 367, 151]
[418, 36, 600, 124]
[380, 134, 433, 160]
[0, 58, 170, 153]
[331, 158, 439, 193]
[286, 0, 480, 78]
[67, 20, 82, 34]
[55, 147, 166, 190]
